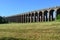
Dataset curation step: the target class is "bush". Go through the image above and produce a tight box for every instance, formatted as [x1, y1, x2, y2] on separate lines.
[57, 14, 60, 19]
[0, 16, 8, 24]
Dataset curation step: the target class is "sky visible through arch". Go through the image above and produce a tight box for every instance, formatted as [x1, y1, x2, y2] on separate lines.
[0, 0, 60, 17]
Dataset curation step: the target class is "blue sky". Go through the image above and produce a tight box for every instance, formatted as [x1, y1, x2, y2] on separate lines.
[0, 0, 60, 16]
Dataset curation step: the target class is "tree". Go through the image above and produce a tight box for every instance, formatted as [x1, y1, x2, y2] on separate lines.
[0, 16, 3, 23]
[0, 16, 8, 24]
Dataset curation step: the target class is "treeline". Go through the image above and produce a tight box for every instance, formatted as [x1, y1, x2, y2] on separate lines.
[0, 16, 8, 24]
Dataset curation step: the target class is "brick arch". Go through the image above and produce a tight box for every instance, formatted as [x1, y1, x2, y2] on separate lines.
[56, 8, 60, 20]
[49, 9, 55, 21]
[24, 14, 26, 23]
[22, 14, 24, 23]
[28, 13, 31, 22]
[56, 8, 60, 15]
[25, 14, 28, 23]
[44, 10, 48, 21]
[21, 15, 24, 23]
[34, 12, 38, 22]
[31, 12, 35, 22]
[20, 15, 22, 23]
[39, 11, 42, 22]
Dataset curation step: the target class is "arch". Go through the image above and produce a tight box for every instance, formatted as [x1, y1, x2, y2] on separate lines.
[56, 8, 60, 15]
[56, 8, 60, 20]
[39, 11, 42, 22]
[22, 15, 24, 23]
[21, 15, 23, 23]
[18, 15, 21, 23]
[24, 14, 26, 23]
[20, 15, 22, 23]
[21, 14, 24, 23]
[31, 13, 35, 22]
[49, 9, 55, 21]
[35, 12, 38, 22]
[19, 15, 21, 23]
[29, 13, 31, 22]
[44, 10, 48, 21]
[25, 14, 28, 23]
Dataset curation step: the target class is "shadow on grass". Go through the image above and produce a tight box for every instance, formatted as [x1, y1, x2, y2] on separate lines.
[0, 37, 27, 40]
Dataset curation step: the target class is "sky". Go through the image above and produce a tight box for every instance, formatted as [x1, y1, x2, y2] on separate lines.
[0, 0, 60, 16]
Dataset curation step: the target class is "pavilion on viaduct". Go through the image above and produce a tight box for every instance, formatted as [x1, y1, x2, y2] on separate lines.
[6, 6, 60, 23]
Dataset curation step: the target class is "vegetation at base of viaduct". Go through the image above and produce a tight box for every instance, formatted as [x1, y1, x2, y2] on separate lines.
[0, 16, 8, 24]
[57, 14, 60, 20]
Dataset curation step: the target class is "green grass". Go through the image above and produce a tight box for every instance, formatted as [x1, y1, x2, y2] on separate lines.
[0, 21, 60, 40]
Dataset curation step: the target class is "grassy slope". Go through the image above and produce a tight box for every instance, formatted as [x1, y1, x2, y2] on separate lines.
[0, 21, 60, 40]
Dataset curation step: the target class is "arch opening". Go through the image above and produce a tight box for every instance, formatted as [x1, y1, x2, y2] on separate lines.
[25, 14, 28, 23]
[17, 16, 21, 23]
[49, 10, 55, 21]
[24, 14, 26, 23]
[44, 10, 48, 21]
[56, 8, 60, 20]
[35, 12, 38, 22]
[39, 11, 42, 22]
[20, 15, 22, 23]
[29, 13, 31, 22]
[22, 15, 24, 23]
[31, 13, 34, 22]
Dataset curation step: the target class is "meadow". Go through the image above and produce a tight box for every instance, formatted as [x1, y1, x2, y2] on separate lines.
[0, 21, 60, 40]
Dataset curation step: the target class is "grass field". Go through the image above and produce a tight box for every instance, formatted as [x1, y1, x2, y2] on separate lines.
[0, 21, 60, 40]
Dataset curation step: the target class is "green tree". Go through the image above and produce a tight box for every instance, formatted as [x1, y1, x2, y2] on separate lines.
[0, 16, 8, 24]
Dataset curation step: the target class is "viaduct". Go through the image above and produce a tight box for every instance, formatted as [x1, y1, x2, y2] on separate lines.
[6, 6, 60, 23]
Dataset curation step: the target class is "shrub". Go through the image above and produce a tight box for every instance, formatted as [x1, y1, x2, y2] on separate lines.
[0, 16, 8, 24]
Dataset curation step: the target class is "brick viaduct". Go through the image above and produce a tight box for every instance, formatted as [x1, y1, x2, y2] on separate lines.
[6, 6, 60, 23]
